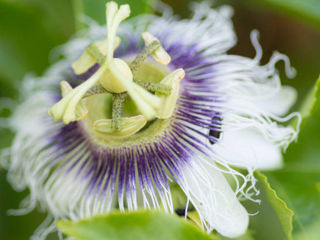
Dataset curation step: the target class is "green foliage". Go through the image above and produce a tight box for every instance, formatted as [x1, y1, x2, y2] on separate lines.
[218, 231, 254, 240]
[294, 220, 320, 240]
[0, 0, 75, 98]
[57, 211, 217, 240]
[265, 77, 320, 239]
[246, 0, 320, 27]
[0, 1, 75, 238]
[238, 171, 293, 240]
[256, 172, 294, 240]
[73, 0, 155, 27]
[286, 77, 320, 168]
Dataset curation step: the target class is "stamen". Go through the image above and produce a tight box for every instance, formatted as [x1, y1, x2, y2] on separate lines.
[59, 81, 72, 97]
[49, 65, 107, 124]
[72, 37, 120, 75]
[83, 84, 110, 98]
[60, 81, 88, 120]
[94, 115, 147, 138]
[112, 93, 126, 130]
[86, 44, 105, 65]
[156, 68, 185, 119]
[142, 32, 171, 65]
[130, 41, 161, 76]
[134, 80, 172, 96]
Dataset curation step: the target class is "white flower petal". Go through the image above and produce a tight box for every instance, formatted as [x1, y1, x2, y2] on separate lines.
[213, 127, 283, 170]
[255, 86, 297, 116]
[149, 2, 236, 55]
[180, 161, 249, 238]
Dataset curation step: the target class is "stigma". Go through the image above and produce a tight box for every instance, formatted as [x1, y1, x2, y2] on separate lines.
[48, 1, 185, 139]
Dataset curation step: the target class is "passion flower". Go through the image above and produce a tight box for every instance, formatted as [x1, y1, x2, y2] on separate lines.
[3, 1, 300, 239]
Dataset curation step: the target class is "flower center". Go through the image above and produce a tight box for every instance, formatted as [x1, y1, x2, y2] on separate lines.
[82, 60, 173, 147]
[48, 1, 185, 146]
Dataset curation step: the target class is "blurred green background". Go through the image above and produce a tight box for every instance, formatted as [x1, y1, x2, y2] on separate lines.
[0, 0, 319, 239]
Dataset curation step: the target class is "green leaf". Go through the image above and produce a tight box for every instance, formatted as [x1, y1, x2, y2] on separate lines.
[294, 220, 320, 240]
[266, 172, 320, 239]
[218, 230, 255, 240]
[246, 0, 320, 27]
[0, 0, 75, 98]
[239, 171, 293, 240]
[256, 171, 294, 240]
[73, 0, 155, 27]
[57, 211, 217, 240]
[286, 77, 320, 168]
[265, 77, 320, 238]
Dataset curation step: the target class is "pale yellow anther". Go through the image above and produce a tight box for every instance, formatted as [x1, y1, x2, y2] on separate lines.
[60, 80, 72, 98]
[49, 65, 107, 124]
[142, 32, 171, 65]
[156, 68, 185, 119]
[72, 37, 120, 75]
[96, 37, 120, 55]
[60, 81, 88, 121]
[94, 115, 147, 138]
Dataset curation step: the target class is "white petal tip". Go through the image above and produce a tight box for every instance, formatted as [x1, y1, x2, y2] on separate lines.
[214, 205, 249, 238]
